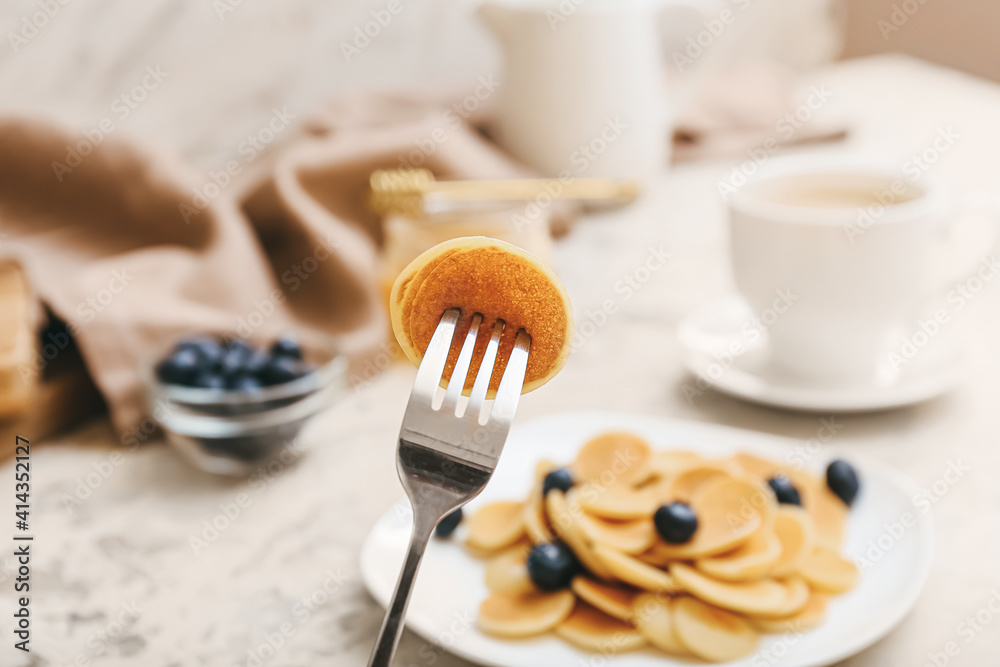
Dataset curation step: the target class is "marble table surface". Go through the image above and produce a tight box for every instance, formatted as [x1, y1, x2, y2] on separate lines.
[1, 48, 1000, 666]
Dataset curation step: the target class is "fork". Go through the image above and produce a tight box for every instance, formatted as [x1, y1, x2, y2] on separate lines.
[367, 307, 531, 667]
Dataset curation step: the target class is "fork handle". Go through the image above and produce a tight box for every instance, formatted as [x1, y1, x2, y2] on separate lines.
[367, 513, 437, 667]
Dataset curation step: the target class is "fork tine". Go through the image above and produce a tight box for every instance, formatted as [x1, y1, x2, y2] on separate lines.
[488, 329, 531, 425]
[412, 308, 461, 400]
[467, 319, 505, 420]
[442, 312, 483, 414]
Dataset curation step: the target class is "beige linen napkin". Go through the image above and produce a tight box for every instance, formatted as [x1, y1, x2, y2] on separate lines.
[0, 75, 843, 434]
[0, 95, 550, 433]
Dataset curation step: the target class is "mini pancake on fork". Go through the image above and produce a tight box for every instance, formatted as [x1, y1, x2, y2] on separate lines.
[390, 236, 574, 396]
[370, 239, 573, 667]
[368, 306, 534, 667]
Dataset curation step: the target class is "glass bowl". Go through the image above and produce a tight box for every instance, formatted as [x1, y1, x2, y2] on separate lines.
[142, 342, 347, 476]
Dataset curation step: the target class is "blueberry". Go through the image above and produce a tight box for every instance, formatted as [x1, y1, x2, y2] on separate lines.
[526, 542, 579, 591]
[826, 460, 860, 507]
[174, 337, 224, 367]
[768, 475, 802, 506]
[223, 338, 252, 354]
[259, 356, 309, 386]
[542, 469, 574, 496]
[243, 350, 270, 377]
[156, 348, 201, 385]
[228, 374, 263, 392]
[653, 502, 698, 544]
[270, 335, 303, 360]
[219, 345, 252, 378]
[435, 508, 463, 538]
[191, 371, 225, 389]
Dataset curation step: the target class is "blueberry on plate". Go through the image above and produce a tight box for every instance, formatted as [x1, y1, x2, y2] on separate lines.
[826, 460, 860, 507]
[156, 348, 201, 385]
[526, 542, 579, 591]
[542, 469, 574, 496]
[190, 371, 226, 389]
[259, 356, 309, 386]
[435, 508, 463, 538]
[270, 335, 303, 360]
[654, 502, 698, 544]
[768, 475, 802, 506]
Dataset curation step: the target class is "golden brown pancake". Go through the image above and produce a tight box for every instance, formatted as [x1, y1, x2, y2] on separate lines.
[673, 596, 759, 662]
[465, 500, 526, 553]
[748, 591, 828, 633]
[478, 590, 575, 638]
[555, 601, 647, 653]
[572, 431, 652, 485]
[571, 576, 642, 621]
[389, 237, 573, 394]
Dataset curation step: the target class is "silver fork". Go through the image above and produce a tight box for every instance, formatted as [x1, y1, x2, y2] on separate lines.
[367, 308, 531, 667]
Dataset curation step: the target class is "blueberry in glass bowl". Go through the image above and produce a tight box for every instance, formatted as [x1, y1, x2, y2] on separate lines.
[144, 334, 346, 476]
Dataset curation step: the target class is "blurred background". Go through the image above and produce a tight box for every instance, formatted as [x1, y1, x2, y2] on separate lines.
[2, 0, 995, 170]
[1, 0, 1000, 666]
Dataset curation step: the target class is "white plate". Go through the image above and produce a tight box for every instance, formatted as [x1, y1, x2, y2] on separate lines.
[360, 411, 933, 667]
[676, 296, 965, 413]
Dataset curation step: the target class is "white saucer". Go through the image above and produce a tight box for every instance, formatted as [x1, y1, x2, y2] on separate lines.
[676, 296, 965, 412]
[360, 411, 933, 667]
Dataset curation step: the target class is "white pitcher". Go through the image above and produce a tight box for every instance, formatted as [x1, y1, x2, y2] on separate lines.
[478, 0, 715, 180]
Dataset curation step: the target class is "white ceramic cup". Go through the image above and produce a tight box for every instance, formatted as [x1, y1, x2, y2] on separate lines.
[728, 161, 996, 384]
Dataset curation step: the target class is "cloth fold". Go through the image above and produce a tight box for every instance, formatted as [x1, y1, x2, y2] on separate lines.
[0, 95, 544, 432]
[0, 73, 846, 434]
